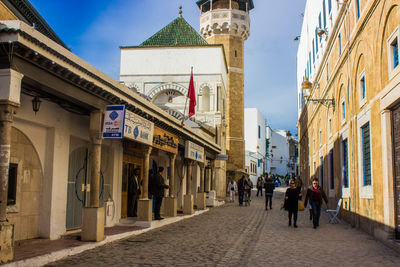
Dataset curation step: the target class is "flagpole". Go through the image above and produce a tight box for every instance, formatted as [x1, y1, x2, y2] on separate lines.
[181, 66, 193, 126]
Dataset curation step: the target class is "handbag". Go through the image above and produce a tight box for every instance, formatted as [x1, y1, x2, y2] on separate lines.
[298, 201, 305, 211]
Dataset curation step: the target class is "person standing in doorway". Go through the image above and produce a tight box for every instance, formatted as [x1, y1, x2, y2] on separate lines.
[264, 175, 275, 210]
[227, 179, 237, 203]
[285, 180, 301, 228]
[128, 168, 141, 217]
[153, 167, 169, 220]
[256, 176, 263, 197]
[237, 175, 246, 206]
[304, 178, 328, 229]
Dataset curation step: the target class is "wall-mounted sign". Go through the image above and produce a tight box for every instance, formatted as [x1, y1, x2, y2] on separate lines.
[216, 154, 229, 161]
[103, 105, 125, 138]
[124, 109, 154, 145]
[152, 126, 178, 154]
[184, 141, 205, 162]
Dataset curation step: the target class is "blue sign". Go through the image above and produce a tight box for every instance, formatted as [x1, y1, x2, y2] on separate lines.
[103, 105, 126, 138]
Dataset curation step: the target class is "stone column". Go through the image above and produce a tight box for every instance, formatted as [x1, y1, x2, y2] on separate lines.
[137, 146, 153, 223]
[211, 161, 216, 191]
[0, 103, 18, 221]
[164, 153, 177, 217]
[196, 163, 206, 210]
[0, 69, 22, 264]
[82, 110, 104, 242]
[199, 163, 205, 193]
[169, 153, 176, 197]
[183, 160, 194, 214]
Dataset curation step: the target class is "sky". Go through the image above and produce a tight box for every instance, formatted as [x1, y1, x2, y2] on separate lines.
[29, 0, 306, 134]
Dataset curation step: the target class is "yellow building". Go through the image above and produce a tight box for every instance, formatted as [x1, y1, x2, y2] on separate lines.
[297, 0, 400, 242]
[196, 0, 254, 181]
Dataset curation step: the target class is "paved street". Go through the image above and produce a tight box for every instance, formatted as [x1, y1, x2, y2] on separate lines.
[46, 189, 400, 267]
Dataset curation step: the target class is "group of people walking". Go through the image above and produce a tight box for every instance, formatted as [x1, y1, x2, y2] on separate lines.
[228, 174, 329, 229]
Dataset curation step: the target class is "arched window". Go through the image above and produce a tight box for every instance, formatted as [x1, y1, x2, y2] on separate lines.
[201, 87, 210, 112]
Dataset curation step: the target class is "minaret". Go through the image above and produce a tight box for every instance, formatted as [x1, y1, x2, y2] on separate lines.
[197, 0, 253, 180]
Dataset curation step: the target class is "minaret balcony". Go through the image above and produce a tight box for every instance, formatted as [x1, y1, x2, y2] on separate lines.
[200, 8, 250, 40]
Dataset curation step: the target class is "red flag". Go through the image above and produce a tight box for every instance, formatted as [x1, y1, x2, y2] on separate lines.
[188, 69, 196, 117]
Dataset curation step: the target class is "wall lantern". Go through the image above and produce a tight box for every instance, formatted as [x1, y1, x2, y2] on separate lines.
[32, 96, 42, 114]
[301, 77, 335, 109]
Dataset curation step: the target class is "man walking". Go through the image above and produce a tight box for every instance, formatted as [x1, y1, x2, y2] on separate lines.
[128, 168, 141, 217]
[153, 167, 169, 220]
[264, 175, 275, 210]
[256, 176, 263, 197]
[237, 175, 246, 206]
[304, 178, 328, 229]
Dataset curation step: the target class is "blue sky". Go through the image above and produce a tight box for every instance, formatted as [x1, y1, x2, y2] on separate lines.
[29, 0, 306, 134]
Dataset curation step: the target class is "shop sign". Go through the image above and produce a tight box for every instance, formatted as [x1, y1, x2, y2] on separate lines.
[103, 105, 125, 138]
[152, 127, 178, 154]
[216, 154, 229, 161]
[124, 109, 154, 145]
[184, 141, 205, 162]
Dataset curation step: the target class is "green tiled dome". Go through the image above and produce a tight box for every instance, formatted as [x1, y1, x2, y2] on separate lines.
[139, 16, 208, 47]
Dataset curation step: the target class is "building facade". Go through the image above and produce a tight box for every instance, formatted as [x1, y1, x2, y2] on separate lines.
[266, 127, 297, 176]
[0, 0, 224, 262]
[297, 0, 400, 242]
[196, 0, 254, 182]
[244, 108, 266, 184]
[119, 14, 228, 199]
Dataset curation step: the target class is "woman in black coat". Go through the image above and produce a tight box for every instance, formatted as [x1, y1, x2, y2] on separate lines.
[285, 180, 301, 228]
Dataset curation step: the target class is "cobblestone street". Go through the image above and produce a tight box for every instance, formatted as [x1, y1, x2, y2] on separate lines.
[46, 189, 400, 267]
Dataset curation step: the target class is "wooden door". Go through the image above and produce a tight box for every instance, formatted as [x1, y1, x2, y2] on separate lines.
[392, 104, 400, 239]
[121, 154, 142, 218]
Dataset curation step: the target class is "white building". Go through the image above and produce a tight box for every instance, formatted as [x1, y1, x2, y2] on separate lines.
[296, 0, 342, 116]
[244, 108, 266, 184]
[266, 126, 297, 176]
[119, 14, 228, 199]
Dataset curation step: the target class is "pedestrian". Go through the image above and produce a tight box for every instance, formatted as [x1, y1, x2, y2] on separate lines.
[264, 175, 275, 210]
[256, 176, 263, 197]
[285, 179, 301, 228]
[148, 170, 155, 212]
[153, 167, 169, 220]
[237, 175, 246, 206]
[128, 168, 141, 217]
[227, 179, 237, 202]
[245, 176, 253, 201]
[304, 178, 328, 229]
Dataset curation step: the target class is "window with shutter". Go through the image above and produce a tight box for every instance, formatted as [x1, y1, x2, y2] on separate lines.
[362, 123, 371, 186]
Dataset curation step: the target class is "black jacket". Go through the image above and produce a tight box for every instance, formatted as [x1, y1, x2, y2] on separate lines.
[304, 185, 328, 206]
[285, 187, 300, 211]
[153, 173, 169, 198]
[264, 179, 275, 194]
[128, 175, 141, 196]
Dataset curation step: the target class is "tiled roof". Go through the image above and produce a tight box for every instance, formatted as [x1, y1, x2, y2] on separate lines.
[139, 16, 208, 47]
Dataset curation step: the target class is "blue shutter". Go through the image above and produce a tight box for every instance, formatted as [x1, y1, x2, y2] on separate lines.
[323, 0, 327, 28]
[328, 0, 332, 13]
[393, 39, 399, 68]
[343, 139, 349, 188]
[356, 0, 360, 18]
[362, 123, 371, 186]
[361, 76, 366, 99]
[330, 150, 334, 189]
[320, 156, 324, 188]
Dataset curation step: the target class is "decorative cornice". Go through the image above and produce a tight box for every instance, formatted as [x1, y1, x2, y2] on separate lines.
[200, 9, 250, 40]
